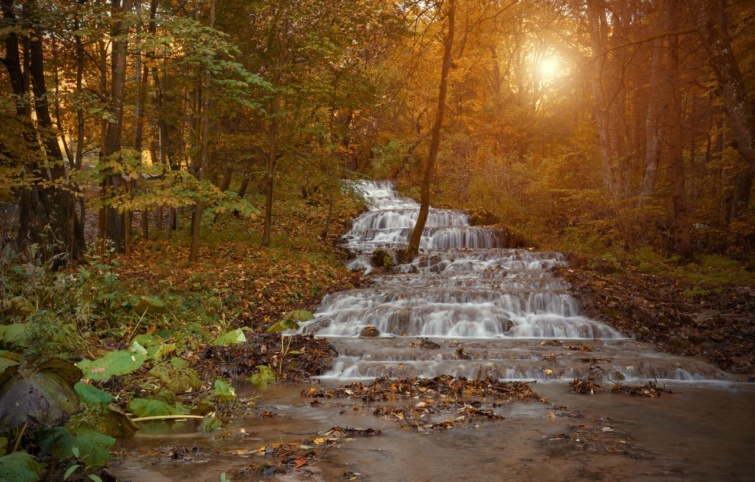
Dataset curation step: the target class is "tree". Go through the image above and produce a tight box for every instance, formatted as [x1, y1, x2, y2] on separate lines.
[1, 0, 85, 261]
[692, 0, 755, 221]
[99, 0, 135, 254]
[406, 0, 456, 258]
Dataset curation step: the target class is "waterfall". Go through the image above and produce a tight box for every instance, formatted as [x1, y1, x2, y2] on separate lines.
[298, 181, 729, 382]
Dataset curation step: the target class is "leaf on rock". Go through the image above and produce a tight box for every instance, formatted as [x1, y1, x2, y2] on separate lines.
[0, 359, 82, 431]
[0, 451, 46, 482]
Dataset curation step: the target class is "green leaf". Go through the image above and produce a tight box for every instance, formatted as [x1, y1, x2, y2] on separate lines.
[129, 340, 148, 355]
[74, 382, 113, 406]
[0, 451, 45, 482]
[198, 412, 222, 432]
[212, 328, 246, 346]
[0, 351, 21, 372]
[283, 310, 315, 322]
[77, 350, 147, 381]
[248, 365, 276, 385]
[0, 323, 30, 348]
[266, 310, 313, 333]
[128, 398, 188, 418]
[149, 362, 201, 394]
[38, 426, 115, 467]
[213, 379, 236, 402]
[63, 463, 80, 480]
[0, 360, 82, 431]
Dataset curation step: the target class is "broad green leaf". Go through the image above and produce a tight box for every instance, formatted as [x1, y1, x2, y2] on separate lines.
[38, 426, 115, 467]
[283, 310, 315, 322]
[0, 351, 21, 372]
[77, 350, 147, 381]
[128, 398, 188, 418]
[213, 379, 236, 402]
[212, 328, 246, 346]
[0, 360, 82, 431]
[0, 323, 29, 348]
[248, 365, 276, 385]
[267, 319, 301, 333]
[74, 382, 113, 406]
[0, 451, 45, 482]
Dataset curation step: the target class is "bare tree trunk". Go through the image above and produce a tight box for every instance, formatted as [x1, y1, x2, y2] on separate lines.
[587, 1, 619, 196]
[262, 89, 280, 247]
[219, 166, 233, 191]
[406, 0, 456, 257]
[639, 33, 667, 202]
[189, 0, 215, 263]
[27, 1, 85, 260]
[101, 0, 135, 254]
[667, 0, 692, 260]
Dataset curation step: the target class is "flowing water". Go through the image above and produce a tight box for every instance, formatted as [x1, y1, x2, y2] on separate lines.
[112, 180, 754, 482]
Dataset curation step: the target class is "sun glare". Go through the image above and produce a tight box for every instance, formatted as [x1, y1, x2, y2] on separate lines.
[537, 55, 562, 82]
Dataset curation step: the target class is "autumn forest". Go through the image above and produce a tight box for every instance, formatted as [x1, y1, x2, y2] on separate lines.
[1, 0, 754, 480]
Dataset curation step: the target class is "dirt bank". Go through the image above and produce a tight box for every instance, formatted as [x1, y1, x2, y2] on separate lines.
[555, 254, 755, 378]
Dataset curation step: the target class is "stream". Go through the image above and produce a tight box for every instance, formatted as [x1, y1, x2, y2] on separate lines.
[112, 181, 754, 482]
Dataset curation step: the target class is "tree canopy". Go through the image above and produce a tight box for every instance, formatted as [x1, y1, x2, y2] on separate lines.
[0, 0, 752, 261]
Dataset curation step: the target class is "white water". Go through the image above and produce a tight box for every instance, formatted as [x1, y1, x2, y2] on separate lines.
[300, 181, 733, 382]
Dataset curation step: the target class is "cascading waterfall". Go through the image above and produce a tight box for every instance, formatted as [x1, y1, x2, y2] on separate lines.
[299, 181, 730, 382]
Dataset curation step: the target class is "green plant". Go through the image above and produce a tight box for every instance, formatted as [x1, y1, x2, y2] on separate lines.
[266, 310, 314, 375]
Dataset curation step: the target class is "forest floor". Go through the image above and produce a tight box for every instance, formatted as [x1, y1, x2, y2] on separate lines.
[556, 254, 755, 378]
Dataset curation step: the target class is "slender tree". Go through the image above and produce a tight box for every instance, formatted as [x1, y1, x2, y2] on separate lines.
[406, 0, 456, 257]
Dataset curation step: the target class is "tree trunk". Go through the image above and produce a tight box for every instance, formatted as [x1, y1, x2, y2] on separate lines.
[262, 90, 281, 247]
[22, 0, 85, 260]
[189, 0, 215, 263]
[639, 33, 667, 202]
[100, 0, 135, 253]
[406, 0, 456, 257]
[667, 0, 692, 260]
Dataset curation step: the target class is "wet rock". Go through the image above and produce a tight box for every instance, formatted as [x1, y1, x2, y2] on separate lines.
[360, 325, 380, 337]
[371, 249, 394, 268]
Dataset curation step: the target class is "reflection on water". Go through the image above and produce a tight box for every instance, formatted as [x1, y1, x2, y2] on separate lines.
[112, 381, 755, 482]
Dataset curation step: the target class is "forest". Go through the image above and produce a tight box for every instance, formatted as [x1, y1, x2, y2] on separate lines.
[0, 0, 753, 480]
